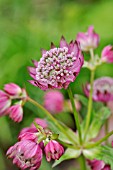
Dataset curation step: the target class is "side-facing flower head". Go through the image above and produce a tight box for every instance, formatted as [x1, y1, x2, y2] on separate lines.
[0, 90, 11, 116]
[7, 102, 23, 122]
[4, 83, 22, 96]
[88, 159, 110, 170]
[44, 140, 64, 162]
[28, 36, 84, 90]
[6, 140, 42, 170]
[44, 90, 64, 114]
[84, 77, 113, 103]
[76, 26, 99, 51]
[101, 45, 113, 63]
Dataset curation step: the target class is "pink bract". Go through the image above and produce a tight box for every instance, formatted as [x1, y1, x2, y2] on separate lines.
[6, 140, 42, 170]
[44, 140, 64, 162]
[31, 118, 48, 128]
[0, 90, 11, 116]
[88, 159, 110, 170]
[101, 45, 113, 63]
[28, 36, 84, 90]
[76, 26, 99, 51]
[44, 90, 64, 114]
[84, 77, 113, 103]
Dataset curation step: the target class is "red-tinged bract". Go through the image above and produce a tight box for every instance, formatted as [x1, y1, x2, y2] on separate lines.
[101, 45, 113, 63]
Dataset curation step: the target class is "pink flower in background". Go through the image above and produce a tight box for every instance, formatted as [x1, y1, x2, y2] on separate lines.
[101, 45, 113, 63]
[88, 159, 110, 170]
[4, 83, 22, 96]
[84, 77, 113, 103]
[7, 140, 42, 170]
[31, 118, 48, 128]
[76, 26, 99, 51]
[44, 90, 64, 114]
[28, 36, 84, 90]
[44, 140, 64, 162]
[7, 103, 23, 122]
[0, 90, 11, 116]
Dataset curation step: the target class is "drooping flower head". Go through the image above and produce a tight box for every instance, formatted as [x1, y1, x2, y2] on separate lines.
[44, 90, 64, 114]
[0, 90, 11, 116]
[84, 77, 113, 103]
[7, 140, 42, 170]
[101, 45, 113, 63]
[76, 26, 99, 52]
[28, 36, 84, 90]
[44, 140, 64, 162]
[88, 159, 110, 170]
[0, 83, 28, 122]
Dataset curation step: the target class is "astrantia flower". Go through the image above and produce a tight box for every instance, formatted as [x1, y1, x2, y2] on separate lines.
[7, 102, 23, 122]
[0, 90, 11, 116]
[44, 90, 64, 114]
[84, 77, 113, 103]
[101, 45, 113, 63]
[28, 36, 84, 90]
[4, 83, 22, 96]
[7, 140, 42, 170]
[44, 140, 64, 162]
[76, 26, 99, 51]
[88, 159, 110, 170]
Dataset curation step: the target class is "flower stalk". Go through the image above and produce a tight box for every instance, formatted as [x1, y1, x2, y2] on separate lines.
[67, 86, 82, 144]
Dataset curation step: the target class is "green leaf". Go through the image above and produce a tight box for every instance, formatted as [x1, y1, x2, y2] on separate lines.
[86, 106, 111, 140]
[83, 145, 113, 170]
[47, 118, 79, 144]
[52, 148, 81, 167]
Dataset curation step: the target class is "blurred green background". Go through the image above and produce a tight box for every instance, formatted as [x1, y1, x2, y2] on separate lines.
[0, 0, 113, 169]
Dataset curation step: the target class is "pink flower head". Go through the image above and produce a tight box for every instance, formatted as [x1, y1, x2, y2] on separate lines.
[4, 83, 22, 96]
[88, 159, 110, 170]
[84, 77, 113, 103]
[28, 36, 84, 90]
[76, 26, 99, 51]
[101, 45, 113, 63]
[44, 90, 64, 114]
[44, 140, 64, 162]
[0, 90, 11, 116]
[7, 140, 42, 170]
[31, 118, 48, 129]
[7, 103, 23, 122]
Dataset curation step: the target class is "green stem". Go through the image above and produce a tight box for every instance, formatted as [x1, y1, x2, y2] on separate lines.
[67, 86, 82, 144]
[78, 155, 87, 170]
[84, 69, 95, 137]
[86, 130, 113, 149]
[28, 96, 76, 145]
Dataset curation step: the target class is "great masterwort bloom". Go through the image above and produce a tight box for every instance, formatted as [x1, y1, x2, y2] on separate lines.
[88, 159, 110, 170]
[44, 90, 64, 114]
[84, 77, 113, 103]
[76, 26, 99, 52]
[28, 36, 84, 90]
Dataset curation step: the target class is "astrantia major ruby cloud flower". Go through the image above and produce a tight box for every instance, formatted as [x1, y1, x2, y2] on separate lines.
[101, 45, 113, 63]
[6, 140, 43, 170]
[28, 36, 84, 90]
[76, 26, 99, 52]
[44, 140, 64, 162]
[44, 90, 64, 114]
[84, 77, 113, 103]
[4, 83, 22, 96]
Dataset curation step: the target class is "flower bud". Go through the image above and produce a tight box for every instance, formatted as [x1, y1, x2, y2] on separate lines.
[77, 26, 99, 51]
[4, 83, 22, 96]
[101, 45, 113, 63]
[44, 140, 64, 162]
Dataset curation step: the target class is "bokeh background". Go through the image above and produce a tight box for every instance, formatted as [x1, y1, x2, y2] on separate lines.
[0, 0, 113, 169]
